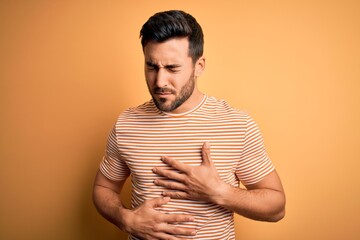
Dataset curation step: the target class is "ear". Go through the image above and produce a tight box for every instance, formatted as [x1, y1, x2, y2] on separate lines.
[195, 56, 205, 77]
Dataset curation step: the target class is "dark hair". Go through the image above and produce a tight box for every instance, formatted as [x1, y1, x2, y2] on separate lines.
[140, 10, 204, 62]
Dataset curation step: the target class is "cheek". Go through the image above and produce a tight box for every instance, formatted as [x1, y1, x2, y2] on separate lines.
[144, 72, 155, 84]
[176, 71, 193, 86]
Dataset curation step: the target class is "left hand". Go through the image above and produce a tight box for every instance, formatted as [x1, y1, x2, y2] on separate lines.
[152, 142, 227, 203]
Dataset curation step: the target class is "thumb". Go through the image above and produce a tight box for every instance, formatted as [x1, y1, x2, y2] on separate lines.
[201, 142, 212, 166]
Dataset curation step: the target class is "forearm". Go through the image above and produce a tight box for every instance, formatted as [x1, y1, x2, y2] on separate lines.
[92, 183, 130, 232]
[213, 182, 286, 222]
[93, 184, 198, 239]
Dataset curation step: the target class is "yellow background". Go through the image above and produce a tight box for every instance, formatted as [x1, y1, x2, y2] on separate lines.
[1, 0, 360, 239]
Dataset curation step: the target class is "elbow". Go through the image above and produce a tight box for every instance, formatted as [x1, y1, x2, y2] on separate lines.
[267, 196, 286, 222]
[261, 192, 286, 222]
[92, 185, 102, 213]
[248, 207, 285, 222]
[269, 208, 285, 222]
[245, 202, 286, 222]
[259, 206, 285, 222]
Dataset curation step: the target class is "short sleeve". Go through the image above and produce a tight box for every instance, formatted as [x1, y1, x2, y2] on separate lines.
[99, 125, 130, 181]
[236, 114, 274, 185]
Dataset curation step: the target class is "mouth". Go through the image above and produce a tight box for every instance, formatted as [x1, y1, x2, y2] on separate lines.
[154, 88, 174, 96]
[156, 92, 172, 96]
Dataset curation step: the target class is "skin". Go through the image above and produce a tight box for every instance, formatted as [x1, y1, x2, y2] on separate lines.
[153, 142, 286, 222]
[93, 37, 285, 239]
[93, 173, 197, 240]
[93, 38, 205, 239]
[144, 37, 205, 114]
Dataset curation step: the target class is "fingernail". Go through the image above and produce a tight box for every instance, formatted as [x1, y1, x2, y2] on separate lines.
[152, 167, 157, 173]
[204, 142, 210, 147]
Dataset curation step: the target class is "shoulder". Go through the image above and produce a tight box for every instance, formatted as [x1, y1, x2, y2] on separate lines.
[203, 96, 250, 119]
[116, 100, 158, 120]
[110, 100, 158, 136]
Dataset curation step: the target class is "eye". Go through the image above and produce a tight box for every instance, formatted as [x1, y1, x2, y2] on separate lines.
[167, 68, 179, 73]
[146, 63, 159, 71]
[147, 66, 157, 71]
[166, 65, 181, 73]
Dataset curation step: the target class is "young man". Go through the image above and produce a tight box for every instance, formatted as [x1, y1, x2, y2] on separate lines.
[93, 10, 285, 240]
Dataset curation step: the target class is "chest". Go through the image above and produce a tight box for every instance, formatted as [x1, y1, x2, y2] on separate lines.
[115, 118, 246, 182]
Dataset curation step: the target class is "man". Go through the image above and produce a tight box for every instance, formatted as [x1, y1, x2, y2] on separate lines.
[93, 10, 285, 240]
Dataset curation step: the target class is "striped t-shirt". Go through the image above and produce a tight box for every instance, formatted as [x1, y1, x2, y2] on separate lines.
[100, 95, 274, 240]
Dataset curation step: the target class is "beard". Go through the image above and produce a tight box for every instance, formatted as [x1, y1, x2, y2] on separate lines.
[149, 71, 196, 112]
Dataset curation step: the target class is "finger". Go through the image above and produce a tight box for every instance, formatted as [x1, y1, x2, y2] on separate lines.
[154, 179, 187, 191]
[161, 156, 190, 173]
[155, 223, 197, 237]
[145, 196, 171, 208]
[153, 167, 186, 182]
[162, 191, 189, 200]
[201, 142, 213, 166]
[161, 212, 195, 223]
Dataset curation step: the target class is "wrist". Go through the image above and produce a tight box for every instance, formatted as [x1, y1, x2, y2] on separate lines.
[117, 207, 133, 233]
[210, 181, 232, 206]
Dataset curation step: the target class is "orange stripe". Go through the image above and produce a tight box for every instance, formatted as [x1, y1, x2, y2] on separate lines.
[100, 96, 274, 239]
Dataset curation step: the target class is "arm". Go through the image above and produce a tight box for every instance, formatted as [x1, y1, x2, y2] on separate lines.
[153, 142, 286, 222]
[212, 170, 285, 222]
[92, 170, 128, 231]
[92, 170, 197, 239]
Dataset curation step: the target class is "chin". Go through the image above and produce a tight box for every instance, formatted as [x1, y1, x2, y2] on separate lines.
[158, 104, 174, 112]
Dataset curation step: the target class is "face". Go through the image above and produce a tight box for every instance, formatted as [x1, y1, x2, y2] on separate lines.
[143, 38, 205, 113]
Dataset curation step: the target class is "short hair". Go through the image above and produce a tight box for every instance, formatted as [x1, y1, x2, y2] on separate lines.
[140, 10, 204, 62]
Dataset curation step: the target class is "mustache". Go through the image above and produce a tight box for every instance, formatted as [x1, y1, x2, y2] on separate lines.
[153, 87, 175, 94]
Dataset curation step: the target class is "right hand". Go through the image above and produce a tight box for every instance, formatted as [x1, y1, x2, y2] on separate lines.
[120, 197, 197, 240]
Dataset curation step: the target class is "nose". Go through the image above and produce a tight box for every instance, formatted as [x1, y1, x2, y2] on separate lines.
[155, 68, 169, 88]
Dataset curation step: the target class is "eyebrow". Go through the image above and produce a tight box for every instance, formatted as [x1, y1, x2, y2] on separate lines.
[146, 61, 181, 69]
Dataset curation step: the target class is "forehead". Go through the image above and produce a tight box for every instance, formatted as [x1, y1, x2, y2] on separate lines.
[143, 38, 191, 64]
